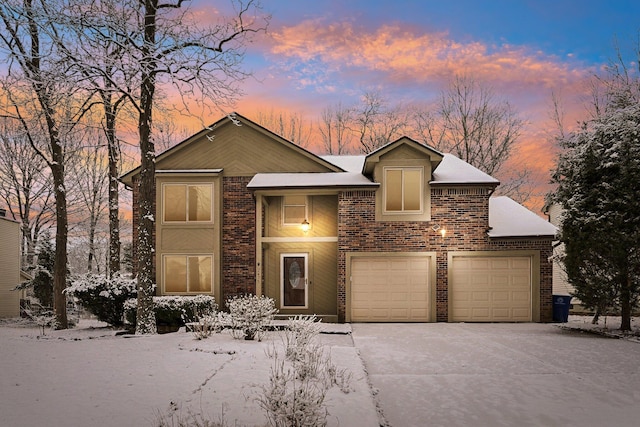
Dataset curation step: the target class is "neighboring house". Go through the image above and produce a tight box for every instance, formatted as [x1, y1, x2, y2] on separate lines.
[0, 208, 22, 318]
[543, 203, 581, 307]
[121, 113, 557, 323]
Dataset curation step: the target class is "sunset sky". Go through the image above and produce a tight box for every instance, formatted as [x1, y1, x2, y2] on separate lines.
[189, 0, 640, 210]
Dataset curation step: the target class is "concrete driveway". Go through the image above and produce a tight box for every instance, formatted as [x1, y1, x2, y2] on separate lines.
[352, 323, 640, 427]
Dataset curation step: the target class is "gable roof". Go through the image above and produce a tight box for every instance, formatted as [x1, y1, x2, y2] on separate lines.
[322, 153, 499, 186]
[120, 113, 343, 186]
[488, 196, 558, 238]
[431, 154, 499, 186]
[362, 137, 444, 175]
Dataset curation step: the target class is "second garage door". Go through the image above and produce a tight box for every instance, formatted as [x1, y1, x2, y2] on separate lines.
[350, 256, 431, 322]
[450, 256, 532, 322]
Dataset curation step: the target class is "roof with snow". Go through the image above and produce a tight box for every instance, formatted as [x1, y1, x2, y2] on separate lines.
[431, 154, 499, 185]
[321, 153, 499, 185]
[488, 196, 558, 238]
[247, 172, 378, 190]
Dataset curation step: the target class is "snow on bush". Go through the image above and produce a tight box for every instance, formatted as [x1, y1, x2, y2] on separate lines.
[257, 315, 352, 426]
[66, 274, 137, 326]
[124, 295, 217, 330]
[227, 294, 277, 341]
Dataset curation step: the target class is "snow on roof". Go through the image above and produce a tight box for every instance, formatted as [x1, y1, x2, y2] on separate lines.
[489, 196, 558, 238]
[431, 154, 499, 185]
[321, 155, 365, 173]
[247, 172, 378, 189]
[323, 153, 498, 185]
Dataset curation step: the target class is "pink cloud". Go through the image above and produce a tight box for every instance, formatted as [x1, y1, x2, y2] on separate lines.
[268, 19, 592, 92]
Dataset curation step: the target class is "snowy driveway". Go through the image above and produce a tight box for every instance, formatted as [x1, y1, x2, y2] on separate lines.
[352, 322, 640, 427]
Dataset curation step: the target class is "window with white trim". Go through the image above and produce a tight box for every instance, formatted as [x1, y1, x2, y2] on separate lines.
[163, 184, 212, 223]
[282, 195, 308, 226]
[163, 255, 212, 293]
[384, 167, 423, 213]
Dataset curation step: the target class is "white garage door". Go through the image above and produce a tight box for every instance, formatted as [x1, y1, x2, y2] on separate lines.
[450, 256, 532, 322]
[351, 257, 430, 322]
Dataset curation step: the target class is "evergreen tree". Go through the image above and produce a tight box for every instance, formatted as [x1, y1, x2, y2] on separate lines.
[551, 104, 640, 331]
[31, 234, 55, 308]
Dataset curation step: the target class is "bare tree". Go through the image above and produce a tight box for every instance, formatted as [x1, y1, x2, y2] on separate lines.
[255, 109, 313, 147]
[0, 0, 97, 328]
[73, 134, 109, 273]
[70, 0, 269, 334]
[414, 75, 524, 177]
[352, 92, 409, 153]
[318, 102, 354, 154]
[0, 119, 55, 268]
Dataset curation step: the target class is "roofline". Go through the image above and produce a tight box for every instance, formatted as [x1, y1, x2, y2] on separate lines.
[119, 112, 344, 185]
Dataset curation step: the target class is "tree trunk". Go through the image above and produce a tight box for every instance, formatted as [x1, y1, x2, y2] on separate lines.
[620, 274, 632, 331]
[135, 0, 158, 335]
[51, 154, 68, 329]
[106, 99, 121, 277]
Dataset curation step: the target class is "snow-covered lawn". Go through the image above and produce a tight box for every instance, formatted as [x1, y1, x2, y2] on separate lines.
[0, 319, 379, 427]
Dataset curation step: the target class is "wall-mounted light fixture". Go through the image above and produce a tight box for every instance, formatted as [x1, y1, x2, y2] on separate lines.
[432, 224, 447, 238]
[301, 219, 310, 233]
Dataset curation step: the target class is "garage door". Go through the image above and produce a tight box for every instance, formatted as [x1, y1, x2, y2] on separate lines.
[450, 256, 532, 322]
[351, 257, 430, 322]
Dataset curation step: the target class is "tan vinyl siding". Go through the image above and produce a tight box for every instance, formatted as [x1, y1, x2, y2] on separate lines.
[373, 144, 433, 222]
[0, 218, 21, 318]
[156, 175, 220, 301]
[156, 121, 334, 175]
[264, 242, 338, 317]
[265, 195, 338, 238]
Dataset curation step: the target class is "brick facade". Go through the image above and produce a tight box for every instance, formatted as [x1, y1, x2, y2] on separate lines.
[338, 187, 554, 322]
[221, 176, 256, 302]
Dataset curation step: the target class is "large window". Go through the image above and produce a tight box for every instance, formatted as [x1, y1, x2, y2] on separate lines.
[163, 184, 212, 222]
[384, 167, 423, 213]
[282, 195, 308, 226]
[164, 255, 212, 293]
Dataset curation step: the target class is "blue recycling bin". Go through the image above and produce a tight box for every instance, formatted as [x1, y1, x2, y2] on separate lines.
[552, 295, 572, 322]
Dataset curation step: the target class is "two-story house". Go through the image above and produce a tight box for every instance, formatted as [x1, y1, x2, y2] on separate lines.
[121, 113, 557, 323]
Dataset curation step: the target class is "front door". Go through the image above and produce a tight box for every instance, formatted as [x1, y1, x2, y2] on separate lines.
[281, 253, 308, 309]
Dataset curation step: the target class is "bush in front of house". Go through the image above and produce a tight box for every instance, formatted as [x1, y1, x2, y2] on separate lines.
[66, 274, 137, 326]
[124, 295, 218, 330]
[227, 294, 277, 341]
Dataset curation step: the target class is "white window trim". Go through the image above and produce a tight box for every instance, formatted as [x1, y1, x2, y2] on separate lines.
[282, 195, 309, 227]
[162, 254, 214, 295]
[382, 166, 424, 214]
[280, 253, 309, 309]
[162, 183, 214, 224]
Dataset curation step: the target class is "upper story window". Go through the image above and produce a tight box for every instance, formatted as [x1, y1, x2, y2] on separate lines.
[282, 195, 308, 226]
[384, 167, 423, 213]
[163, 184, 213, 223]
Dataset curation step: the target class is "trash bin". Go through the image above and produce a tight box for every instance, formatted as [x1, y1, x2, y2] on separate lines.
[552, 295, 572, 322]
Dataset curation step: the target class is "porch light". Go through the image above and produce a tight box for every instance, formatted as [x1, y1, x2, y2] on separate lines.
[432, 224, 447, 238]
[301, 219, 310, 233]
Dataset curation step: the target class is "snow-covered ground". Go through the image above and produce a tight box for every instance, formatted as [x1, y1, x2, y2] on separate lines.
[3, 316, 639, 427]
[353, 320, 640, 427]
[0, 319, 379, 427]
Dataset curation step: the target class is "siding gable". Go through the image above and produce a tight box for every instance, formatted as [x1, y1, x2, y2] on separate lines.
[155, 118, 337, 176]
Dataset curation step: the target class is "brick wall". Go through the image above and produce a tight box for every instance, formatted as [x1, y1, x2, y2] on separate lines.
[221, 176, 256, 303]
[338, 187, 554, 322]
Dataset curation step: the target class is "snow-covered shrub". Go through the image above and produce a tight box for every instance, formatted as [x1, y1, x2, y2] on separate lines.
[282, 315, 323, 363]
[227, 294, 277, 341]
[66, 274, 137, 326]
[257, 358, 328, 427]
[188, 310, 230, 340]
[124, 295, 217, 330]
